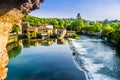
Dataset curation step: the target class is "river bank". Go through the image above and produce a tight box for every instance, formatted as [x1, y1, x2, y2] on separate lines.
[78, 32, 120, 48]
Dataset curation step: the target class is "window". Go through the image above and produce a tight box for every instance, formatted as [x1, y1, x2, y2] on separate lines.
[24, 30, 27, 33]
[58, 32, 62, 34]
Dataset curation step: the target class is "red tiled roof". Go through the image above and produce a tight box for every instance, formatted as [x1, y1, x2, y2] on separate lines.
[27, 27, 37, 31]
[57, 29, 66, 32]
[37, 26, 52, 30]
[67, 31, 76, 33]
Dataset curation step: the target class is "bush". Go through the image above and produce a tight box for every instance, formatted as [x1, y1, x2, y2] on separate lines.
[71, 33, 80, 39]
[66, 38, 72, 42]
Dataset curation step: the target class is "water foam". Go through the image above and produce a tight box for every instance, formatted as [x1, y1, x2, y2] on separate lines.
[70, 39, 117, 80]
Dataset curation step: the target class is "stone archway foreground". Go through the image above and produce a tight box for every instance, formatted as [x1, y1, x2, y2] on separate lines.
[0, 0, 44, 79]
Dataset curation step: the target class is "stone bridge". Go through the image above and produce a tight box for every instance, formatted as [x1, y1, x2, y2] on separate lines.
[0, 0, 44, 79]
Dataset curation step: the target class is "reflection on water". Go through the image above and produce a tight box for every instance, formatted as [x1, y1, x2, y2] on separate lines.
[4, 37, 120, 80]
[7, 38, 66, 59]
[6, 38, 86, 80]
[8, 45, 22, 59]
[116, 48, 120, 58]
[0, 40, 23, 80]
[23, 38, 66, 48]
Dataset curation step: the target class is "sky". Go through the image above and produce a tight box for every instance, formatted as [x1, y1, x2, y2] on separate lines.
[30, 0, 120, 20]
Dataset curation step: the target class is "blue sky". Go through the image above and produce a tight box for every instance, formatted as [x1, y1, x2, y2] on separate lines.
[30, 0, 120, 20]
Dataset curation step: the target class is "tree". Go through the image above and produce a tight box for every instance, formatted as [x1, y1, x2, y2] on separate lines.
[102, 24, 114, 37]
[76, 13, 81, 19]
[59, 19, 65, 29]
[52, 19, 59, 28]
[93, 22, 102, 32]
[73, 18, 84, 31]
[103, 19, 109, 25]
[111, 23, 120, 44]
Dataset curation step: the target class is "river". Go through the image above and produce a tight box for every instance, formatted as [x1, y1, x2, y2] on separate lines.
[6, 38, 86, 80]
[6, 36, 120, 80]
[70, 35, 120, 80]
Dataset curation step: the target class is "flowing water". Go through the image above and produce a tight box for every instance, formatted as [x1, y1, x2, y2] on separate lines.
[70, 35, 120, 80]
[6, 36, 120, 80]
[6, 39, 86, 80]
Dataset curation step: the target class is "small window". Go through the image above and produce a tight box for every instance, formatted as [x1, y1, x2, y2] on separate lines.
[59, 32, 62, 34]
[24, 30, 27, 33]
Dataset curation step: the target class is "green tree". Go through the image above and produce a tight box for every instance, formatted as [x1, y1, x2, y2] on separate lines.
[52, 19, 59, 28]
[103, 19, 109, 25]
[73, 18, 84, 31]
[76, 13, 81, 19]
[111, 23, 120, 45]
[93, 22, 102, 32]
[102, 24, 114, 37]
[59, 19, 65, 29]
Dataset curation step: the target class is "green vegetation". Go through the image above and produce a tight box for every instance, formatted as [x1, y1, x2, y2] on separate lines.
[66, 38, 72, 42]
[8, 37, 18, 44]
[102, 24, 114, 37]
[12, 25, 21, 35]
[8, 45, 22, 59]
[72, 18, 84, 31]
[71, 33, 80, 39]
[22, 15, 75, 29]
[22, 13, 120, 45]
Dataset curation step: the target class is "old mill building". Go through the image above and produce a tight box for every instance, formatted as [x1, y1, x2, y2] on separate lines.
[21, 22, 75, 39]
